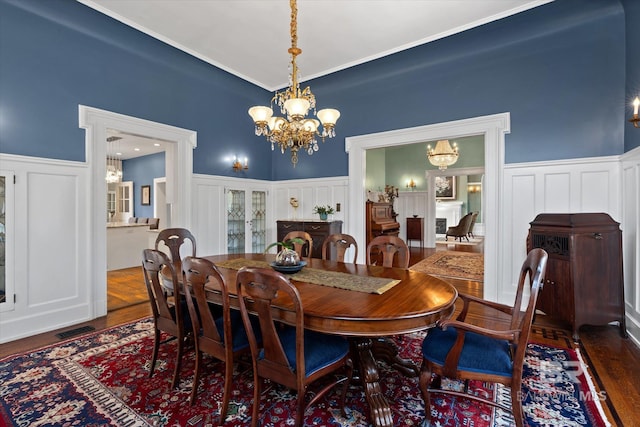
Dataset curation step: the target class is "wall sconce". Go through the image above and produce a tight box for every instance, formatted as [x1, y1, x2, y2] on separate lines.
[467, 183, 482, 193]
[406, 178, 416, 190]
[232, 156, 248, 172]
[630, 97, 640, 128]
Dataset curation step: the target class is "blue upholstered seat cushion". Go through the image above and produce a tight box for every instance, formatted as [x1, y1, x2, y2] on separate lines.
[262, 326, 349, 377]
[422, 326, 513, 377]
[214, 309, 253, 351]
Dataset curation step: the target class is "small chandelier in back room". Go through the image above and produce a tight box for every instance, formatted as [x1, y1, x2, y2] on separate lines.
[105, 136, 123, 183]
[248, 0, 340, 167]
[427, 139, 459, 170]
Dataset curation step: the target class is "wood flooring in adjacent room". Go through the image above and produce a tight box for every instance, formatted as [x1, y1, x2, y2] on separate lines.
[2, 241, 639, 426]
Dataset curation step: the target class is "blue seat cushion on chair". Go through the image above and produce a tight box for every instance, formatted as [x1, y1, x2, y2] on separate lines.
[271, 326, 349, 377]
[214, 310, 253, 351]
[422, 326, 513, 377]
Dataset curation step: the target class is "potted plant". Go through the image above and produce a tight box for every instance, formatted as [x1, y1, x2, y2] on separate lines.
[313, 205, 335, 220]
[264, 237, 306, 265]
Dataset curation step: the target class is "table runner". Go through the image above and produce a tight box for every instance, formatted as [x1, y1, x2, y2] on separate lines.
[214, 258, 400, 294]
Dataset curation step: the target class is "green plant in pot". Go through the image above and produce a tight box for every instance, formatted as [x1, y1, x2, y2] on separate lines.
[313, 205, 335, 220]
[264, 237, 306, 266]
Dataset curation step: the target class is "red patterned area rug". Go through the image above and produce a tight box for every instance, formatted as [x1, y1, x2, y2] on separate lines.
[0, 318, 610, 426]
[411, 251, 484, 281]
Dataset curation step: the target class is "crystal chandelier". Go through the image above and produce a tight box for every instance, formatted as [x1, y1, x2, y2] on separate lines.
[248, 0, 340, 167]
[427, 140, 459, 170]
[106, 136, 123, 183]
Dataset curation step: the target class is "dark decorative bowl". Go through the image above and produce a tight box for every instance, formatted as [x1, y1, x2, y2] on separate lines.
[270, 261, 307, 274]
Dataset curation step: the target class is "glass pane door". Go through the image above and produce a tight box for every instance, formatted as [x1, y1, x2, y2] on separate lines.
[227, 189, 267, 254]
[227, 190, 246, 253]
[251, 191, 267, 253]
[115, 181, 133, 222]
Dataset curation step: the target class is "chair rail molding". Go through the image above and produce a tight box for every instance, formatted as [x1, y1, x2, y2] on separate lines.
[346, 113, 510, 302]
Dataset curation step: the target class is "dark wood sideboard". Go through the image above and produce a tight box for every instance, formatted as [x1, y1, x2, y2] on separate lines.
[527, 213, 626, 340]
[276, 220, 342, 259]
[406, 217, 424, 248]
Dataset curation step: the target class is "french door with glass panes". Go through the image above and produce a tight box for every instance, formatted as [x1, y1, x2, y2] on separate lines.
[0, 171, 14, 312]
[226, 189, 267, 254]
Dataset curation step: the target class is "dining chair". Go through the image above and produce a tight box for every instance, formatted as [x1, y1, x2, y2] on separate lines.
[321, 233, 358, 263]
[155, 227, 197, 264]
[182, 256, 252, 423]
[236, 266, 353, 427]
[419, 248, 548, 427]
[366, 235, 410, 268]
[141, 248, 191, 388]
[155, 228, 197, 290]
[282, 230, 313, 261]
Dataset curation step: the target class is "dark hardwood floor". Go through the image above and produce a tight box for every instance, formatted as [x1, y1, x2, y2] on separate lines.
[2, 240, 638, 426]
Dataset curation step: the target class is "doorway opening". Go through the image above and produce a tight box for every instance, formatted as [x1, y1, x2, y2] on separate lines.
[79, 106, 196, 318]
[345, 113, 510, 301]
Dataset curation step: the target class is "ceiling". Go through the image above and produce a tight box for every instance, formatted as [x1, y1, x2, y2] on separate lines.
[79, 0, 551, 91]
[91, 0, 551, 158]
[106, 131, 168, 159]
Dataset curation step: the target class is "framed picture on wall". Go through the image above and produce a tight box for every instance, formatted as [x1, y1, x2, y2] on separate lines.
[435, 176, 456, 200]
[141, 185, 151, 205]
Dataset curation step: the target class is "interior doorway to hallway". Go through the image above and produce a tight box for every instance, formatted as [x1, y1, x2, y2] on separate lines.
[345, 113, 510, 301]
[79, 105, 196, 319]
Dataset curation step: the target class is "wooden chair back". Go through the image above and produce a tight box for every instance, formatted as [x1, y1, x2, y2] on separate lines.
[141, 248, 187, 388]
[321, 233, 358, 263]
[155, 227, 196, 264]
[182, 256, 246, 418]
[282, 230, 313, 261]
[419, 248, 548, 427]
[237, 267, 303, 390]
[182, 256, 229, 362]
[366, 235, 410, 268]
[236, 266, 352, 426]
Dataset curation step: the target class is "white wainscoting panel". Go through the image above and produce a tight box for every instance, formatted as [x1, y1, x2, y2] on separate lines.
[395, 191, 428, 241]
[0, 154, 92, 343]
[621, 147, 640, 346]
[272, 177, 349, 227]
[502, 157, 621, 307]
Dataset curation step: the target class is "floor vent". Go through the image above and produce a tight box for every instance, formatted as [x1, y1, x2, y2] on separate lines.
[55, 325, 95, 340]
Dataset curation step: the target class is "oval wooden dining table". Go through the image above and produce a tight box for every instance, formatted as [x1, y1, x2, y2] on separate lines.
[200, 253, 458, 427]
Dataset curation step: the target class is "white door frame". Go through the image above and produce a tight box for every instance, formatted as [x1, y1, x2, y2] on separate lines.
[345, 113, 510, 302]
[79, 106, 196, 317]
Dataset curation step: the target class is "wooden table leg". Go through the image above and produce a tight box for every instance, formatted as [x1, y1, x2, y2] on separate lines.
[351, 338, 394, 427]
[371, 336, 420, 377]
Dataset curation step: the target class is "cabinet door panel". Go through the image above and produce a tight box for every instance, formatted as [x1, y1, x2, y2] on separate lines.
[537, 260, 573, 324]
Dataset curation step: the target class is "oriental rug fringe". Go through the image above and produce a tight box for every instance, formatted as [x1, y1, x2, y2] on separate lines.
[0, 318, 610, 426]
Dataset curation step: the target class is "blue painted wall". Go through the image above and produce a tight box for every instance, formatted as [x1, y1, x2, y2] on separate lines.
[0, 0, 273, 179]
[0, 0, 634, 181]
[122, 152, 165, 218]
[622, 0, 640, 152]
